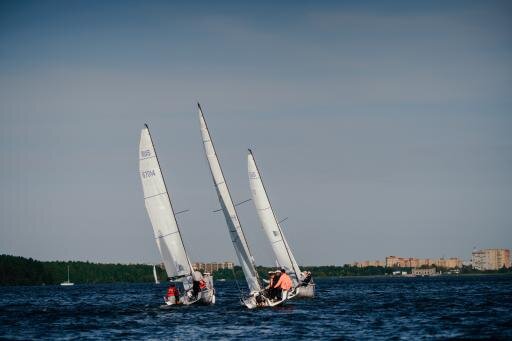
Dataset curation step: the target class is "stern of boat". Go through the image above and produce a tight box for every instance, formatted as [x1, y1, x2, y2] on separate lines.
[295, 282, 315, 298]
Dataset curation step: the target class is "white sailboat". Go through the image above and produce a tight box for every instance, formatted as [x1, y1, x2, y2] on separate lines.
[247, 149, 315, 298]
[139, 124, 215, 306]
[60, 265, 74, 286]
[153, 265, 160, 284]
[198, 103, 289, 308]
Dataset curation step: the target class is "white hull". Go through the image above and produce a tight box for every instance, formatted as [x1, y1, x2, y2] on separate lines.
[60, 282, 74, 286]
[295, 283, 315, 298]
[164, 288, 216, 306]
[241, 290, 297, 309]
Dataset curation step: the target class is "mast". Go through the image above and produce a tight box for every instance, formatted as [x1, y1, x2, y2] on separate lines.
[140, 124, 195, 285]
[198, 103, 262, 293]
[247, 149, 302, 283]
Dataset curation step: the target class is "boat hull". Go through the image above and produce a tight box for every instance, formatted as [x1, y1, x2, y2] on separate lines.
[199, 288, 215, 305]
[164, 288, 215, 306]
[242, 290, 297, 309]
[295, 283, 315, 298]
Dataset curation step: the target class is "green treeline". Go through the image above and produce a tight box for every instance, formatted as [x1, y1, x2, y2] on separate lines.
[0, 254, 166, 286]
[2, 254, 510, 286]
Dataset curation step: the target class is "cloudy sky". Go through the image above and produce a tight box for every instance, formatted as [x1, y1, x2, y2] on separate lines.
[1, 1, 511, 266]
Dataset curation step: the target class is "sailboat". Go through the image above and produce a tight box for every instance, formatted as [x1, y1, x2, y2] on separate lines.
[60, 265, 74, 286]
[153, 265, 160, 284]
[139, 124, 215, 306]
[198, 103, 289, 308]
[247, 149, 315, 298]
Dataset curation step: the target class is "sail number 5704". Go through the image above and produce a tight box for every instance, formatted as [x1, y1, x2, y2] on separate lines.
[142, 170, 156, 178]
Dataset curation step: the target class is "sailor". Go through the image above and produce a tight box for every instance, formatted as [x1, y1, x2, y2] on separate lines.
[199, 278, 207, 290]
[166, 284, 180, 304]
[274, 269, 293, 301]
[271, 270, 281, 299]
[265, 272, 276, 297]
[301, 271, 312, 286]
[192, 271, 203, 297]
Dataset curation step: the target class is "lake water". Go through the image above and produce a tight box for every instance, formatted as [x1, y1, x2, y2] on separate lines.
[1, 276, 511, 339]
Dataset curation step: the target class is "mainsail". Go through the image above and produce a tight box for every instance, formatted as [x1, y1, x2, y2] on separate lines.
[198, 103, 262, 293]
[139, 124, 193, 291]
[247, 149, 302, 285]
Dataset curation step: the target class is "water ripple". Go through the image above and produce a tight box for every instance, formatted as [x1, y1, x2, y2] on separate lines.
[1, 276, 511, 340]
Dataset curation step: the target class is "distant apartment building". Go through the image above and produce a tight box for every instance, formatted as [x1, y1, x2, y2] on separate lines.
[385, 256, 462, 269]
[471, 249, 510, 270]
[192, 262, 234, 273]
[353, 260, 385, 267]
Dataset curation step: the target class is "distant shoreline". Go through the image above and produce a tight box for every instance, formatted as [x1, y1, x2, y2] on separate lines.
[2, 254, 510, 286]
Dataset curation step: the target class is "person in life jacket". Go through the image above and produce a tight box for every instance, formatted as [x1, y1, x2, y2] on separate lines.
[166, 283, 180, 304]
[273, 268, 293, 301]
[191, 271, 204, 298]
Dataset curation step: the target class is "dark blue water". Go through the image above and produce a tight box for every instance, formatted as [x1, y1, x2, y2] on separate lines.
[1, 276, 511, 340]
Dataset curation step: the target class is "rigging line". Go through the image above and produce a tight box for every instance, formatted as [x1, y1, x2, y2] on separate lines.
[144, 192, 167, 200]
[212, 198, 252, 213]
[231, 267, 244, 300]
[154, 231, 179, 239]
[175, 209, 190, 215]
[277, 217, 288, 225]
[234, 198, 252, 207]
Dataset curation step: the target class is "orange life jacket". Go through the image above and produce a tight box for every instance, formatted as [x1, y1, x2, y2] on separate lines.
[274, 273, 293, 290]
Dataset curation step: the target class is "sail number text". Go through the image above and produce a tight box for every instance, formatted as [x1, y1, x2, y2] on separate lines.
[140, 150, 152, 158]
[142, 170, 156, 178]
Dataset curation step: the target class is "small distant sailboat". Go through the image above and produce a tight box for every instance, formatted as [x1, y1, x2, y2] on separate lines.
[60, 265, 74, 286]
[139, 124, 215, 306]
[153, 265, 160, 284]
[198, 103, 292, 308]
[247, 149, 315, 298]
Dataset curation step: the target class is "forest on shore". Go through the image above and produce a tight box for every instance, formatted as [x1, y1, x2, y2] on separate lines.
[0, 254, 165, 286]
[1, 254, 510, 286]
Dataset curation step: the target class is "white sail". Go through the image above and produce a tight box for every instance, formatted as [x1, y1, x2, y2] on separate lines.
[139, 124, 193, 291]
[153, 265, 159, 284]
[247, 150, 302, 285]
[198, 104, 261, 293]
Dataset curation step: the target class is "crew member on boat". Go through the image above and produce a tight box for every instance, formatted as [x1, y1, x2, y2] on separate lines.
[199, 278, 207, 290]
[301, 271, 312, 286]
[166, 284, 180, 304]
[274, 269, 293, 300]
[265, 272, 276, 298]
[192, 271, 205, 298]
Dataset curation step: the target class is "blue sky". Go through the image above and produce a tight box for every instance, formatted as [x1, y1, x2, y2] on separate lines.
[1, 1, 511, 265]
